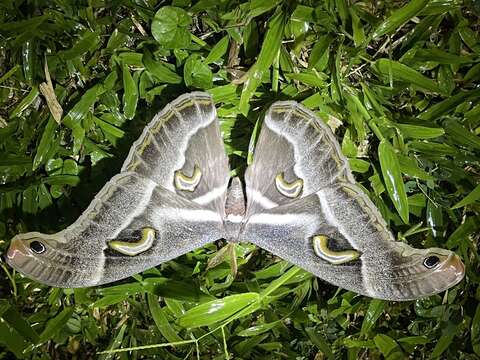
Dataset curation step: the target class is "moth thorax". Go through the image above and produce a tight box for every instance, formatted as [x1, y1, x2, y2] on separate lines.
[225, 177, 246, 220]
[224, 177, 246, 242]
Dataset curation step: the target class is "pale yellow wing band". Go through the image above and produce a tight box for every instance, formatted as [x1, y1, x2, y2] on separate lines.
[312, 235, 360, 265]
[275, 172, 303, 198]
[109, 228, 156, 256]
[174, 165, 202, 192]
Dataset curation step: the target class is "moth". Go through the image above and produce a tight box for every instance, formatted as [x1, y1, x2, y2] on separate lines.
[7, 92, 464, 300]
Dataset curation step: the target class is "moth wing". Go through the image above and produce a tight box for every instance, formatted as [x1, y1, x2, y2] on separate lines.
[244, 101, 354, 216]
[8, 178, 226, 287]
[7, 93, 230, 287]
[241, 102, 464, 300]
[122, 92, 230, 215]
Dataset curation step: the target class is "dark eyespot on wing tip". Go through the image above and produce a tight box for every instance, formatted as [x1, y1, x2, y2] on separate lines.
[423, 255, 440, 268]
[29, 240, 46, 254]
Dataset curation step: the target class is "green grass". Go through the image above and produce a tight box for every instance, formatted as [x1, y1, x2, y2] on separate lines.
[1, 0, 479, 358]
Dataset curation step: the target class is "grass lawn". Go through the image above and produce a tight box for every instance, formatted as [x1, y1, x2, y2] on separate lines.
[0, 0, 479, 358]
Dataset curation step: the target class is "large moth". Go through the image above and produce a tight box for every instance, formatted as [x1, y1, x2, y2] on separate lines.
[7, 92, 464, 300]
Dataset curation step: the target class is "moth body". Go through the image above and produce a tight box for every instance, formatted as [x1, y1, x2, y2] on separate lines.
[224, 177, 247, 242]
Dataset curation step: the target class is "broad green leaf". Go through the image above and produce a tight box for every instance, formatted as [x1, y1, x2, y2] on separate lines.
[372, 0, 430, 39]
[9, 86, 39, 119]
[0, 14, 49, 34]
[378, 140, 409, 223]
[234, 334, 270, 356]
[122, 64, 138, 120]
[397, 154, 433, 180]
[308, 35, 333, 69]
[0, 300, 39, 344]
[350, 7, 366, 46]
[0, 321, 28, 358]
[204, 35, 229, 64]
[349, 158, 370, 173]
[464, 63, 480, 83]
[305, 327, 335, 359]
[396, 124, 444, 139]
[427, 199, 444, 237]
[63, 85, 100, 128]
[254, 261, 291, 280]
[184, 55, 213, 89]
[418, 89, 480, 121]
[420, 0, 461, 15]
[151, 6, 191, 49]
[58, 30, 100, 60]
[239, 12, 285, 114]
[45, 158, 63, 175]
[207, 83, 238, 103]
[360, 299, 385, 336]
[178, 293, 260, 328]
[373, 59, 443, 94]
[43, 174, 80, 186]
[284, 71, 327, 88]
[397, 335, 428, 345]
[444, 118, 480, 150]
[413, 48, 475, 64]
[238, 320, 282, 337]
[92, 294, 129, 308]
[143, 51, 182, 84]
[373, 334, 404, 359]
[39, 307, 74, 342]
[143, 278, 214, 303]
[0, 64, 20, 85]
[37, 183, 52, 210]
[409, 141, 457, 156]
[431, 328, 457, 358]
[247, 0, 282, 18]
[93, 115, 125, 139]
[22, 186, 37, 214]
[62, 159, 78, 175]
[452, 184, 480, 209]
[147, 293, 182, 343]
[446, 215, 480, 247]
[33, 117, 58, 170]
[100, 323, 127, 360]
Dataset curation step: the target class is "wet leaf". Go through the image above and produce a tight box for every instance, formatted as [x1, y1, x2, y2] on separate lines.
[178, 293, 260, 328]
[361, 299, 385, 336]
[373, 59, 444, 94]
[451, 184, 480, 209]
[184, 55, 213, 89]
[151, 6, 191, 49]
[372, 0, 430, 39]
[39, 307, 74, 342]
[143, 51, 182, 84]
[147, 293, 182, 343]
[378, 140, 409, 223]
[9, 86, 39, 119]
[239, 12, 285, 114]
[122, 64, 138, 120]
[204, 35, 229, 64]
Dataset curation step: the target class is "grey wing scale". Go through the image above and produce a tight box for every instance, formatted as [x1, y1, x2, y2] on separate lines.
[39, 172, 224, 287]
[7, 92, 229, 287]
[244, 101, 354, 216]
[240, 184, 394, 299]
[242, 102, 464, 301]
[122, 92, 230, 215]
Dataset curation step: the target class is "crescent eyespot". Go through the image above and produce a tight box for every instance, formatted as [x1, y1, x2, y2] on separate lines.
[275, 172, 303, 198]
[312, 235, 360, 265]
[109, 227, 156, 256]
[174, 165, 202, 192]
